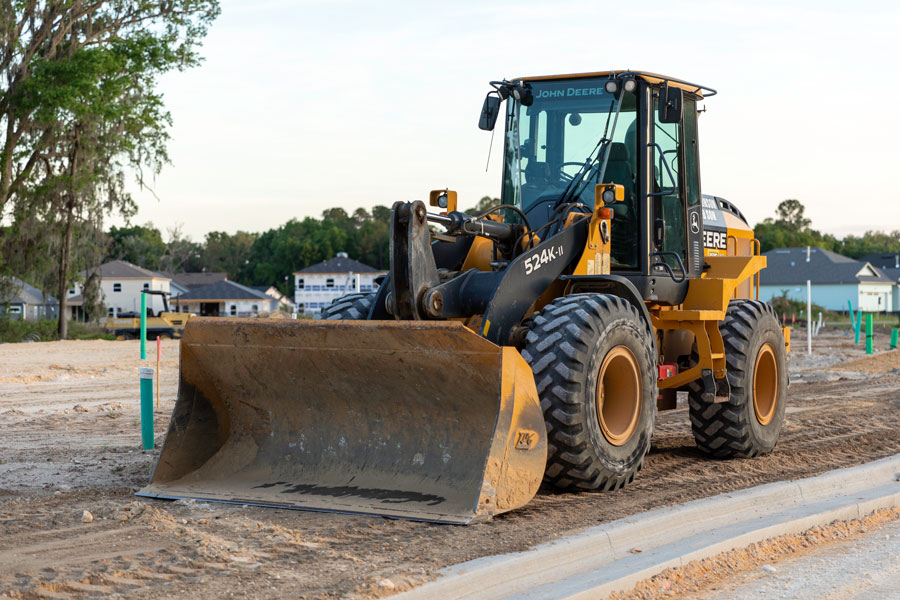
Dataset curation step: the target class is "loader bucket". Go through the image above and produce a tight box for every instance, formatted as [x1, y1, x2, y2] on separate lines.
[138, 317, 546, 524]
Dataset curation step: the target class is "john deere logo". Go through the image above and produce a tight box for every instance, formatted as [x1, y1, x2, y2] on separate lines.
[514, 429, 538, 450]
[690, 212, 700, 234]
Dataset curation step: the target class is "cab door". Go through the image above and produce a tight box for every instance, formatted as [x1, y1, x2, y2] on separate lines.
[651, 94, 702, 281]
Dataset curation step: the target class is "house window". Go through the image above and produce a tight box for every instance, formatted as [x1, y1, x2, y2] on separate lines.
[230, 304, 236, 316]
[9, 306, 21, 314]
[108, 307, 114, 316]
[68, 288, 75, 295]
[298, 303, 305, 311]
[143, 283, 149, 290]
[297, 278, 304, 290]
[113, 283, 122, 292]
[326, 278, 334, 288]
[252, 304, 258, 313]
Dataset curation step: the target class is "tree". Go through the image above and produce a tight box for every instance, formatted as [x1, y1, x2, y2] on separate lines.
[202, 230, 257, 279]
[107, 223, 166, 268]
[1, 1, 220, 338]
[0, 1, 220, 218]
[159, 224, 203, 273]
[465, 196, 500, 216]
[754, 199, 837, 254]
[774, 199, 811, 231]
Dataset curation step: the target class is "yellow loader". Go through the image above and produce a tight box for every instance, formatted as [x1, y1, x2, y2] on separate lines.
[139, 71, 790, 523]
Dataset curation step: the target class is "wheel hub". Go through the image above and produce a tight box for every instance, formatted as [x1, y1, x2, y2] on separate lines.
[753, 343, 778, 426]
[596, 346, 642, 446]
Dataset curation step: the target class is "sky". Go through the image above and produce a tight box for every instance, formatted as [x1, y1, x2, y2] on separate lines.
[117, 0, 900, 242]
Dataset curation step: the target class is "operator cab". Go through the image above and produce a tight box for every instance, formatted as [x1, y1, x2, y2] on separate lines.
[480, 71, 714, 305]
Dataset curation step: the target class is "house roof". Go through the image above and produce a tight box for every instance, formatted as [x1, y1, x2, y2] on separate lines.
[170, 272, 228, 288]
[2, 278, 58, 306]
[294, 254, 384, 275]
[95, 260, 169, 280]
[761, 247, 893, 286]
[172, 280, 274, 302]
[863, 253, 900, 272]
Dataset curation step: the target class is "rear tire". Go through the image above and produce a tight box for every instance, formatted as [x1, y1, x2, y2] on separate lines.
[689, 300, 787, 458]
[317, 293, 375, 320]
[522, 294, 657, 491]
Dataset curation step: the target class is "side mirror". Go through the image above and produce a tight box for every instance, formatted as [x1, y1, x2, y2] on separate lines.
[658, 85, 683, 124]
[478, 94, 501, 131]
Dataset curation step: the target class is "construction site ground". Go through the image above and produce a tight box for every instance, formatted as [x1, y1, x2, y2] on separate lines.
[1, 325, 899, 599]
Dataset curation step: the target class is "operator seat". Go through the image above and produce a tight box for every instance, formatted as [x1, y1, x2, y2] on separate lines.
[603, 140, 638, 268]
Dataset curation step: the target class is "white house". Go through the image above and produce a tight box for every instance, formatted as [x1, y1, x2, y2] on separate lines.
[69, 260, 171, 319]
[293, 252, 386, 316]
[863, 253, 900, 312]
[171, 280, 279, 317]
[759, 247, 894, 313]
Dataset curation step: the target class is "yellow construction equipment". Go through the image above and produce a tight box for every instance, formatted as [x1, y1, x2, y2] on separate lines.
[105, 290, 192, 339]
[140, 71, 789, 523]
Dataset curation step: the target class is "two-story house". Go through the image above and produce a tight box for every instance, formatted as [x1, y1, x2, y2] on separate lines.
[68, 260, 171, 319]
[293, 253, 386, 316]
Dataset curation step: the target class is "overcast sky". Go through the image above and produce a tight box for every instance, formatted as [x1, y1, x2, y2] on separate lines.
[117, 0, 900, 242]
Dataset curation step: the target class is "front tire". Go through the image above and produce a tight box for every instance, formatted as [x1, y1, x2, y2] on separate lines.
[689, 300, 788, 458]
[522, 294, 657, 491]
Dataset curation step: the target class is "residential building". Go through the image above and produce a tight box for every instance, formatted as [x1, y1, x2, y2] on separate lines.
[293, 253, 387, 316]
[68, 260, 171, 319]
[252, 285, 295, 312]
[863, 253, 900, 312]
[172, 280, 279, 316]
[758, 247, 894, 312]
[0, 278, 58, 321]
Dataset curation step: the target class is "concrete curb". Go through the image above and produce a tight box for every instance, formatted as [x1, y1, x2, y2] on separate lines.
[397, 454, 900, 600]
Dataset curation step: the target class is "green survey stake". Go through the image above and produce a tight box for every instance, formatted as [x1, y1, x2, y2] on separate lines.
[140, 367, 154, 449]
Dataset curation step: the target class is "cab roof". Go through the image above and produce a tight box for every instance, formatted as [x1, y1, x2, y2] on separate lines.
[516, 70, 716, 98]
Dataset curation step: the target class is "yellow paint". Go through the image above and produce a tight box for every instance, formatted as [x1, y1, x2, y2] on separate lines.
[429, 189, 458, 213]
[517, 71, 712, 98]
[482, 319, 491, 336]
[462, 236, 495, 272]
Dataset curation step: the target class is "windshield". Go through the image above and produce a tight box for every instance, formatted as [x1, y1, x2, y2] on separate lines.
[502, 77, 638, 222]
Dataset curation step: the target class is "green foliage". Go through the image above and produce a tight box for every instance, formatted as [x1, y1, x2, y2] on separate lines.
[202, 230, 258, 279]
[238, 206, 391, 296]
[0, 317, 112, 343]
[107, 223, 167, 268]
[465, 196, 501, 216]
[0, 0, 221, 338]
[755, 199, 839, 254]
[755, 199, 900, 260]
[835, 231, 900, 260]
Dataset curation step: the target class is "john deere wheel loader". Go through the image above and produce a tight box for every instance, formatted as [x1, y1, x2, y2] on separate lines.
[139, 71, 790, 523]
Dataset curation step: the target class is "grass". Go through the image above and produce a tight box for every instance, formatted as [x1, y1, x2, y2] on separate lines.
[0, 318, 115, 343]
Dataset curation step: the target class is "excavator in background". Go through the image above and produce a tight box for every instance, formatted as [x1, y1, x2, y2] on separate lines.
[105, 290, 191, 339]
[140, 70, 790, 524]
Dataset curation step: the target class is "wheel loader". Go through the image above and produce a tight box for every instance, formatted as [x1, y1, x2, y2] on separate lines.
[139, 70, 790, 524]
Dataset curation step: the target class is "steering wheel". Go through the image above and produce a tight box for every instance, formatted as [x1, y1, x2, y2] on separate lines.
[558, 161, 590, 182]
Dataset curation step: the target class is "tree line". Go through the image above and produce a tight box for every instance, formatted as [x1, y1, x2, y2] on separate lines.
[754, 199, 900, 258]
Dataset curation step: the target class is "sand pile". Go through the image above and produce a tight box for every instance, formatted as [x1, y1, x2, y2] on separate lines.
[833, 349, 900, 373]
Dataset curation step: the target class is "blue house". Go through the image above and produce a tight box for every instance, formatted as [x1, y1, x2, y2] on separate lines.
[758, 247, 894, 313]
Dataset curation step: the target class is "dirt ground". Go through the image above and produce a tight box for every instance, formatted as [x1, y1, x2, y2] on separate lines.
[1, 325, 899, 599]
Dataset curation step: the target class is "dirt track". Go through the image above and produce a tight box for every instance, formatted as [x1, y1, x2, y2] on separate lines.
[1, 328, 900, 599]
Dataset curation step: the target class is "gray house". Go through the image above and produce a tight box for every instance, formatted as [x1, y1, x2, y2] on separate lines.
[759, 247, 894, 312]
[0, 278, 58, 321]
[172, 280, 279, 317]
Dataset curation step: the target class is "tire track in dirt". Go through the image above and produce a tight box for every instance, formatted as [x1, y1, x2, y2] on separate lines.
[2, 337, 900, 599]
